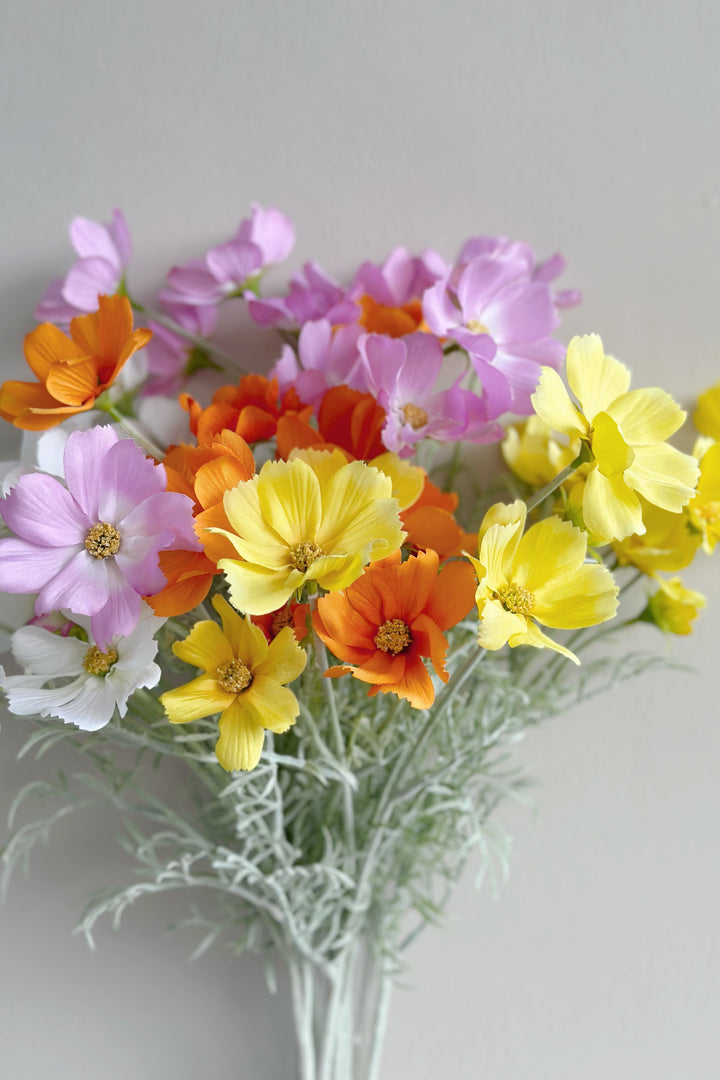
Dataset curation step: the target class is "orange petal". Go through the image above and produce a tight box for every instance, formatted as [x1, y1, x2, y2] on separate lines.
[45, 358, 100, 406]
[424, 559, 478, 630]
[23, 323, 85, 380]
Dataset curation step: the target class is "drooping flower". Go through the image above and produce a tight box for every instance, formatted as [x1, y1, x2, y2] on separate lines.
[215, 448, 405, 615]
[0, 604, 163, 729]
[531, 334, 699, 542]
[360, 332, 503, 457]
[313, 549, 477, 708]
[640, 577, 705, 635]
[467, 500, 618, 663]
[0, 426, 200, 647]
[159, 204, 295, 307]
[160, 594, 306, 771]
[35, 210, 132, 325]
[0, 295, 151, 431]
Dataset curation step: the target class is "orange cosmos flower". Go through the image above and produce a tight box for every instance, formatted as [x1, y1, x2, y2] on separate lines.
[276, 385, 386, 461]
[313, 549, 477, 709]
[0, 295, 151, 430]
[182, 374, 311, 446]
[401, 475, 476, 561]
[358, 295, 429, 338]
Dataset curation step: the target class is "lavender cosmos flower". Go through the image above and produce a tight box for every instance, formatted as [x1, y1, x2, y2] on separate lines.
[247, 260, 359, 328]
[35, 210, 131, 325]
[458, 236, 581, 310]
[0, 426, 200, 648]
[350, 246, 448, 310]
[144, 301, 219, 395]
[270, 318, 366, 407]
[159, 204, 295, 308]
[423, 250, 567, 415]
[360, 332, 503, 457]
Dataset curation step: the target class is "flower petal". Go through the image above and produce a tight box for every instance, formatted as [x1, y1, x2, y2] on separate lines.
[1, 472, 88, 546]
[609, 387, 686, 444]
[582, 467, 644, 541]
[162, 675, 236, 724]
[624, 443, 699, 512]
[531, 366, 586, 437]
[215, 701, 265, 770]
[254, 625, 307, 684]
[245, 674, 300, 733]
[173, 618, 234, 672]
[566, 334, 630, 422]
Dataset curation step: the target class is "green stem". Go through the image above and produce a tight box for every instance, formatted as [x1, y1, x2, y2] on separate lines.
[525, 444, 593, 514]
[129, 297, 246, 375]
[96, 401, 165, 460]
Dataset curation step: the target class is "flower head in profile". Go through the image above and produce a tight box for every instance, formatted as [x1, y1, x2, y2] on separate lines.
[0, 605, 163, 729]
[0, 295, 151, 431]
[0, 426, 199, 648]
[160, 594, 307, 772]
[467, 500, 618, 663]
[694, 382, 720, 440]
[313, 549, 477, 708]
[531, 334, 699, 541]
[215, 448, 405, 615]
[35, 210, 131, 325]
[640, 577, 705, 636]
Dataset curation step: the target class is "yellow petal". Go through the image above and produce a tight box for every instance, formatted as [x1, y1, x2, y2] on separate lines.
[625, 443, 699, 512]
[289, 446, 349, 488]
[513, 515, 587, 593]
[256, 458, 322, 545]
[476, 599, 527, 651]
[478, 499, 527, 546]
[172, 619, 234, 672]
[609, 387, 686, 445]
[582, 467, 644, 541]
[694, 383, 720, 440]
[319, 459, 404, 563]
[370, 452, 425, 510]
[212, 594, 268, 668]
[218, 558, 302, 616]
[531, 366, 587, 437]
[245, 675, 300, 734]
[255, 626, 307, 684]
[566, 334, 631, 422]
[478, 510, 525, 590]
[215, 701, 265, 771]
[515, 620, 580, 664]
[161, 675, 235, 724]
[592, 411, 635, 477]
[533, 560, 618, 628]
[222, 479, 290, 568]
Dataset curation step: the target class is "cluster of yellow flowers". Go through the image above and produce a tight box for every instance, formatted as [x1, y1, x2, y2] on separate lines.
[160, 333, 710, 772]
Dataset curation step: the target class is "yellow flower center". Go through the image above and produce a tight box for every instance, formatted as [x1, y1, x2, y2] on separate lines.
[696, 501, 720, 524]
[374, 618, 412, 655]
[290, 540, 325, 574]
[402, 403, 429, 430]
[85, 522, 121, 559]
[466, 319, 490, 335]
[82, 645, 118, 675]
[496, 583, 535, 616]
[216, 658, 253, 693]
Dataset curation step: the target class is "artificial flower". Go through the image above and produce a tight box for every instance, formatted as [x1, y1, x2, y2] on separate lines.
[502, 415, 581, 487]
[468, 500, 618, 663]
[0, 295, 151, 431]
[160, 594, 306, 771]
[215, 448, 405, 615]
[694, 382, 720, 440]
[687, 439, 720, 553]
[640, 577, 705, 635]
[0, 604, 163, 729]
[531, 333, 699, 541]
[247, 260, 359, 328]
[0, 426, 199, 647]
[611, 499, 701, 576]
[400, 475, 476, 561]
[313, 549, 477, 708]
[182, 373, 311, 446]
[35, 210, 132, 325]
[271, 319, 366, 407]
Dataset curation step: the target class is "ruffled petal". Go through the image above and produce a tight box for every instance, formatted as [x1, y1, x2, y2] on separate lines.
[173, 618, 234, 672]
[162, 675, 236, 724]
[215, 701, 265, 771]
[531, 366, 586, 437]
[582, 467, 643, 541]
[244, 674, 300, 733]
[566, 335, 630, 421]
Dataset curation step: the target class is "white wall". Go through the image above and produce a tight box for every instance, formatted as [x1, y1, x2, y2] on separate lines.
[1, 2, 718, 1077]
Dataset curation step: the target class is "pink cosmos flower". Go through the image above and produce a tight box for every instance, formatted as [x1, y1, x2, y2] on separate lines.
[423, 253, 567, 415]
[360, 332, 503, 457]
[159, 204, 295, 308]
[350, 246, 448, 309]
[0, 426, 200, 648]
[35, 210, 131, 325]
[270, 319, 366, 407]
[144, 301, 219, 395]
[247, 261, 359, 328]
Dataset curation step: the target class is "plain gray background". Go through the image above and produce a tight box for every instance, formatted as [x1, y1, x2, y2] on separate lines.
[1, 2, 719, 1077]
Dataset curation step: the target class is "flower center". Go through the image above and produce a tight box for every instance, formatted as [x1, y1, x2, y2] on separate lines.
[85, 522, 121, 559]
[270, 607, 294, 636]
[496, 582, 535, 616]
[290, 540, 325, 574]
[374, 618, 412, 655]
[466, 318, 490, 335]
[216, 658, 253, 693]
[82, 645, 118, 675]
[696, 501, 720, 524]
[402, 403, 429, 430]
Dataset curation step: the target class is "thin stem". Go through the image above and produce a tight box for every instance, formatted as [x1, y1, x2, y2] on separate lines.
[129, 297, 246, 374]
[525, 446, 592, 514]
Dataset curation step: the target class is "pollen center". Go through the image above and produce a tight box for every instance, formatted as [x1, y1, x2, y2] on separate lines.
[216, 658, 253, 694]
[85, 522, 121, 559]
[496, 582, 535, 616]
[290, 540, 325, 574]
[374, 618, 412, 655]
[402, 403, 429, 430]
[82, 645, 118, 675]
[466, 319, 490, 335]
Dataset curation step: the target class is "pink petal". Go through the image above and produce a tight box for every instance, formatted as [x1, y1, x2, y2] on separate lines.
[70, 216, 122, 269]
[62, 257, 119, 311]
[115, 530, 173, 595]
[35, 278, 80, 325]
[97, 439, 166, 524]
[63, 426, 120, 521]
[1, 472, 89, 546]
[36, 548, 110, 616]
[0, 538, 79, 592]
[206, 239, 262, 286]
[118, 492, 200, 551]
[91, 563, 142, 648]
[107, 210, 131, 267]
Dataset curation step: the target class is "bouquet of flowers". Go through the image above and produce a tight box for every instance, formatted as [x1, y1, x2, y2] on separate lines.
[0, 206, 716, 1079]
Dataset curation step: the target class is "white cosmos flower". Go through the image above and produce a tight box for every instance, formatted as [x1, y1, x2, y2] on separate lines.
[0, 604, 164, 730]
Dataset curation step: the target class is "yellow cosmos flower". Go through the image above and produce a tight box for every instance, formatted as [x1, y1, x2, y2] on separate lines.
[467, 500, 618, 664]
[612, 498, 701, 576]
[694, 382, 720, 440]
[369, 451, 424, 510]
[215, 448, 405, 615]
[160, 594, 307, 771]
[502, 415, 581, 487]
[687, 439, 720, 553]
[531, 334, 699, 542]
[642, 577, 705, 636]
